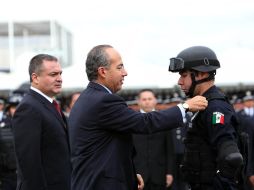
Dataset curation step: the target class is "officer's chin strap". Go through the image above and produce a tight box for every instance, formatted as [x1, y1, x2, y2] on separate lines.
[187, 71, 216, 98]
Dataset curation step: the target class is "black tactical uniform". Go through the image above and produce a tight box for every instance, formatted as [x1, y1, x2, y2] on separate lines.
[168, 46, 243, 190]
[236, 94, 254, 190]
[0, 114, 17, 190]
[182, 85, 240, 189]
[0, 92, 24, 190]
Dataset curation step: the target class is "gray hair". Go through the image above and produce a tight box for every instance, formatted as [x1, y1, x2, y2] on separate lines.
[86, 45, 113, 81]
[29, 54, 58, 82]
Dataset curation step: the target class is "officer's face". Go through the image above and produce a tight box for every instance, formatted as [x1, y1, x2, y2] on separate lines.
[178, 70, 210, 96]
[178, 70, 193, 95]
[243, 100, 254, 108]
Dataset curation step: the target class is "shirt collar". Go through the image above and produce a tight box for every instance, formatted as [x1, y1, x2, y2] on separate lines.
[140, 108, 156, 113]
[30, 86, 54, 103]
[96, 83, 112, 94]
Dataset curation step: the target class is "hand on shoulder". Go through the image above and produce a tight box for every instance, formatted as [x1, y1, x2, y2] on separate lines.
[185, 95, 208, 112]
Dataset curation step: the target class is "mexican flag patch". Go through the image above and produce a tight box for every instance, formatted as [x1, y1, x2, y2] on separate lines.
[212, 112, 224, 124]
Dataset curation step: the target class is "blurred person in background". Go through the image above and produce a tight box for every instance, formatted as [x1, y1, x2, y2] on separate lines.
[64, 92, 81, 118]
[230, 95, 244, 113]
[238, 117, 254, 190]
[132, 89, 174, 190]
[237, 92, 254, 118]
[0, 92, 24, 190]
[12, 54, 71, 190]
[236, 92, 254, 190]
[0, 98, 5, 122]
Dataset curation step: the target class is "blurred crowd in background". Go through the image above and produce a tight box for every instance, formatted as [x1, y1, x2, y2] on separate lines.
[0, 87, 254, 190]
[1, 87, 252, 121]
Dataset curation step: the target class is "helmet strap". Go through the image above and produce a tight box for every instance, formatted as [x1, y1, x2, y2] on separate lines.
[187, 71, 215, 97]
[186, 73, 197, 97]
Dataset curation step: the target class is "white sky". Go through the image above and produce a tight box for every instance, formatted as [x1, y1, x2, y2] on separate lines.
[1, 0, 254, 89]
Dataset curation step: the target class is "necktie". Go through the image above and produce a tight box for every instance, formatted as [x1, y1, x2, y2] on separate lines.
[53, 100, 61, 116]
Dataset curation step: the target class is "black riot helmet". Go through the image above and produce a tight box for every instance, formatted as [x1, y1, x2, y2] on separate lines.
[169, 46, 220, 73]
[5, 91, 25, 112]
[168, 46, 220, 97]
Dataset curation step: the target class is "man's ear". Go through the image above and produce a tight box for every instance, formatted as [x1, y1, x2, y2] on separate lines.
[196, 71, 209, 80]
[97, 67, 107, 78]
[31, 73, 39, 85]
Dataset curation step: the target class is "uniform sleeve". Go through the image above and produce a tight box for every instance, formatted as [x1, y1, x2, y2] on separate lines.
[12, 103, 47, 189]
[203, 102, 237, 148]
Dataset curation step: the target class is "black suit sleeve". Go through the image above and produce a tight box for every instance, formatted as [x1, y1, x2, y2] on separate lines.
[98, 94, 183, 134]
[166, 131, 175, 175]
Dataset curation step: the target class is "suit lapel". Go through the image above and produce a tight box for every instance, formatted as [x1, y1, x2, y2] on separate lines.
[45, 103, 67, 130]
[29, 90, 68, 131]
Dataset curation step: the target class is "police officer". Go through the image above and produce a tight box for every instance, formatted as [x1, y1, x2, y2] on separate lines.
[236, 93, 254, 190]
[168, 46, 243, 190]
[238, 92, 254, 118]
[0, 93, 24, 190]
[230, 95, 243, 113]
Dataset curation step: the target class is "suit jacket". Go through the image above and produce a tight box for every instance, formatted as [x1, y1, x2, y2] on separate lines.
[132, 130, 174, 185]
[68, 82, 183, 190]
[12, 89, 71, 190]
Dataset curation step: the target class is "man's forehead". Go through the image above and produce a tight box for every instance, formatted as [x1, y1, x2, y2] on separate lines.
[140, 91, 155, 98]
[41, 61, 61, 70]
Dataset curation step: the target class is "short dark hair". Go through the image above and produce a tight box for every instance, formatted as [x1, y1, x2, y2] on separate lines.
[137, 89, 156, 99]
[29, 54, 58, 82]
[85, 45, 113, 81]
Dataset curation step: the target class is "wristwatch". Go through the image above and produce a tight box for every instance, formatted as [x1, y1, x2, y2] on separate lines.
[182, 102, 189, 113]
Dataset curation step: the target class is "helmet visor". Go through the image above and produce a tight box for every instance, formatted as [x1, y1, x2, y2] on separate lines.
[169, 57, 184, 72]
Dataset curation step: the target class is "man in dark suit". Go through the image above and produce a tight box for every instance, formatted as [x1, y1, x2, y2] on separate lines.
[68, 44, 208, 190]
[133, 89, 174, 190]
[12, 54, 71, 190]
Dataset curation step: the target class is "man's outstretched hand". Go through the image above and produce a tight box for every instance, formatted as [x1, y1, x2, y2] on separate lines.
[185, 95, 208, 112]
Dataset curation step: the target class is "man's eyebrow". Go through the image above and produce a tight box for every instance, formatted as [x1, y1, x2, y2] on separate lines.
[117, 63, 124, 67]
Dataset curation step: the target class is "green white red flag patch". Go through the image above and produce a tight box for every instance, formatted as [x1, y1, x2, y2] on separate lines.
[212, 112, 224, 124]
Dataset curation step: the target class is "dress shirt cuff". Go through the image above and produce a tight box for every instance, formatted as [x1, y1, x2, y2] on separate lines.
[177, 104, 187, 123]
